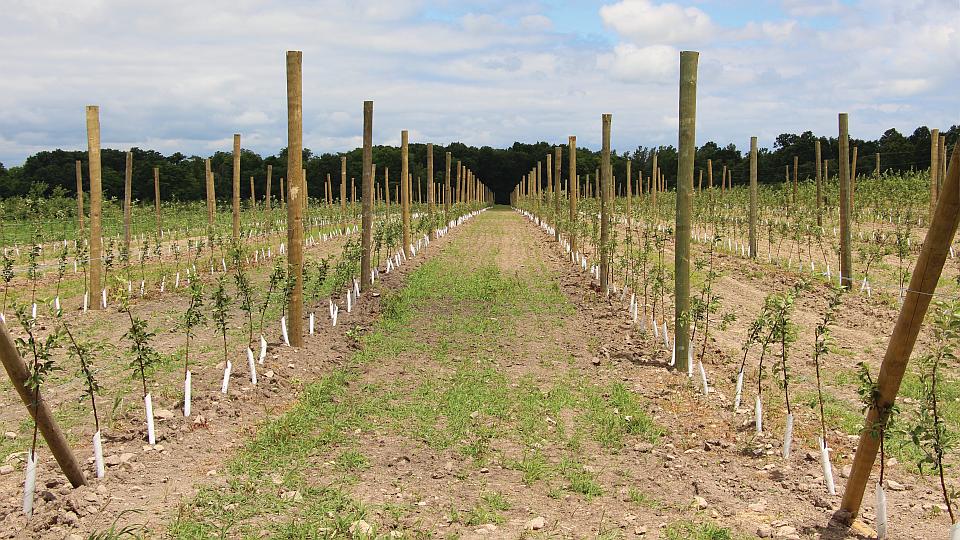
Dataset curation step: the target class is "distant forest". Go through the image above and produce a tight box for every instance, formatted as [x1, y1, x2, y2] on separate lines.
[1, 125, 955, 203]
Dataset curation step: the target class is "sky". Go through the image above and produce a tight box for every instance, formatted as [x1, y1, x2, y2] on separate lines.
[0, 0, 957, 166]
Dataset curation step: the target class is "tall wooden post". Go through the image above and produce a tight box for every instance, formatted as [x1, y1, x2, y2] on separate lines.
[249, 176, 256, 209]
[455, 160, 462, 206]
[285, 50, 304, 348]
[554, 146, 562, 241]
[361, 100, 374, 290]
[86, 106, 103, 310]
[749, 137, 758, 258]
[75, 161, 85, 231]
[280, 177, 284, 206]
[426, 143, 434, 222]
[675, 50, 698, 373]
[815, 140, 822, 226]
[205, 159, 215, 229]
[792, 155, 798, 205]
[569, 136, 578, 255]
[123, 151, 132, 253]
[875, 152, 880, 176]
[401, 131, 411, 256]
[340, 156, 347, 233]
[154, 167, 161, 237]
[232, 134, 241, 240]
[838, 113, 853, 288]
[265, 165, 273, 211]
[651, 152, 658, 208]
[626, 160, 632, 230]
[840, 145, 960, 520]
[930, 128, 940, 217]
[444, 152, 452, 219]
[384, 168, 391, 217]
[600, 114, 612, 294]
[707, 158, 713, 189]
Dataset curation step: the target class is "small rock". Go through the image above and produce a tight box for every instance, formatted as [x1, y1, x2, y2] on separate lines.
[4, 431, 16, 439]
[85, 505, 98, 515]
[83, 492, 98, 503]
[60, 511, 79, 525]
[154, 409, 175, 420]
[749, 501, 766, 512]
[104, 455, 122, 467]
[591, 356, 601, 366]
[695, 496, 708, 509]
[120, 453, 135, 464]
[840, 464, 852, 478]
[0, 465, 14, 475]
[776, 525, 798, 538]
[886, 479, 906, 491]
[479, 467, 489, 474]
[469, 411, 479, 419]
[525, 516, 545, 530]
[634, 525, 648, 535]
[757, 524, 774, 538]
[349, 519, 373, 536]
[265, 370, 275, 379]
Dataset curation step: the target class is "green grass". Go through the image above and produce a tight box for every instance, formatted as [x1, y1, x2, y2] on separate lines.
[664, 520, 736, 540]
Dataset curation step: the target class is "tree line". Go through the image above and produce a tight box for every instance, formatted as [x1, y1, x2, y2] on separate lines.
[0, 124, 954, 204]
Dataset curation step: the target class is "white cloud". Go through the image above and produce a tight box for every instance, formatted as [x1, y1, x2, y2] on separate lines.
[597, 44, 678, 82]
[599, 0, 714, 45]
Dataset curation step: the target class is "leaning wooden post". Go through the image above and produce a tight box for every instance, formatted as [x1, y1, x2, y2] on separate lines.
[285, 50, 305, 348]
[361, 100, 374, 291]
[815, 140, 822, 227]
[232, 134, 241, 240]
[0, 323, 86, 487]
[401, 130, 411, 257]
[930, 128, 940, 217]
[840, 144, 960, 521]
[675, 50, 698, 374]
[838, 113, 853, 288]
[153, 167, 162, 237]
[554, 146, 562, 241]
[569, 136, 578, 256]
[599, 114, 612, 294]
[749, 137, 758, 258]
[75, 160, 85, 232]
[265, 165, 273, 211]
[123, 151, 132, 253]
[626, 159, 633, 230]
[86, 106, 103, 310]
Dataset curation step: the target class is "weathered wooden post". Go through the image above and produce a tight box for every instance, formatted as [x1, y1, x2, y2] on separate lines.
[840, 145, 960, 522]
[444, 152, 452, 219]
[279, 177, 285, 206]
[749, 137, 758, 258]
[675, 50, 698, 374]
[600, 114, 612, 293]
[384, 168, 391, 217]
[265, 165, 273, 211]
[651, 152, 658, 208]
[792, 155, 798, 205]
[249, 176, 256, 209]
[205, 159, 215, 229]
[815, 140, 822, 226]
[626, 160, 633, 230]
[554, 146, 562, 241]
[401, 131, 411, 256]
[427, 143, 434, 223]
[123, 151, 132, 253]
[838, 113, 853, 288]
[285, 50, 305, 347]
[340, 157, 347, 233]
[75, 161, 85, 231]
[0, 323, 85, 487]
[154, 167, 162, 237]
[707, 158, 713, 190]
[232, 134, 241, 240]
[86, 106, 103, 310]
[930, 128, 940, 217]
[569, 136, 577, 255]
[874, 152, 880, 177]
[361, 100, 373, 290]
[455, 160, 462, 207]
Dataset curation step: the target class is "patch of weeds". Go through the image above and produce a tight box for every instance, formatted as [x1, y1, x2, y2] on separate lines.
[88, 510, 146, 539]
[580, 382, 662, 449]
[628, 488, 665, 510]
[664, 520, 735, 540]
[464, 492, 511, 526]
[559, 458, 603, 499]
[798, 389, 862, 435]
[511, 450, 549, 485]
[335, 449, 369, 471]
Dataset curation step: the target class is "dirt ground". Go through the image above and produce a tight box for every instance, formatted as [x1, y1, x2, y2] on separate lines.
[0, 207, 952, 539]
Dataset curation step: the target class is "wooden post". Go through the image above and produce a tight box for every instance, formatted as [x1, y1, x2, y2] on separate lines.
[722, 165, 728, 193]
[265, 165, 272, 211]
[815, 141, 822, 227]
[426, 143, 434, 226]
[651, 152, 658, 208]
[940, 134, 947, 188]
[840, 145, 960, 520]
[232, 134, 241, 240]
[340, 156, 347, 233]
[0, 323, 86, 487]
[444, 152, 452, 219]
[875, 152, 880, 177]
[249, 176, 255, 209]
[205, 158, 215, 229]
[455, 160, 462, 206]
[792, 155, 798, 205]
[385, 168, 391, 217]
[75, 161, 85, 231]
[285, 50, 304, 348]
[930, 128, 940, 216]
[326, 173, 332, 208]
[86, 106, 103, 310]
[675, 50, 698, 374]
[123, 151, 132, 253]
[279, 177, 285, 206]
[554, 146, 562, 241]
[154, 167, 161, 237]
[749, 137, 758, 258]
[707, 158, 713, 189]
[361, 100, 373, 290]
[625, 159, 633, 231]
[401, 130, 411, 257]
[838, 113, 853, 288]
[600, 114, 612, 293]
[569, 136, 578, 256]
